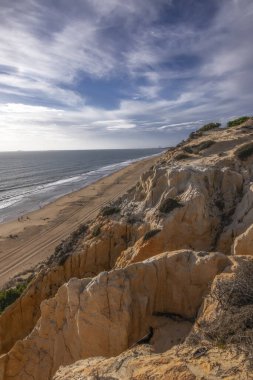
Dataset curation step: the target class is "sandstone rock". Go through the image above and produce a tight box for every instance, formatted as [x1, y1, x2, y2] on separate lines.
[116, 166, 243, 268]
[2, 121, 253, 380]
[0, 220, 138, 355]
[218, 185, 253, 254]
[233, 223, 253, 256]
[53, 343, 247, 380]
[0, 250, 229, 380]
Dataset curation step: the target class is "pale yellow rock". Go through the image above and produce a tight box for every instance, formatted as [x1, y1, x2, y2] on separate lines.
[0, 250, 229, 380]
[53, 343, 247, 380]
[0, 220, 136, 355]
[218, 184, 253, 254]
[233, 223, 253, 255]
[116, 166, 243, 268]
[2, 121, 253, 380]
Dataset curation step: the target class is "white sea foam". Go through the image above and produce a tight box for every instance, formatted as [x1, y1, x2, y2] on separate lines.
[0, 149, 163, 222]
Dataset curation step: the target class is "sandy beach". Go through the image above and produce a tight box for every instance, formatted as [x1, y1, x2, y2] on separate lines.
[0, 156, 158, 288]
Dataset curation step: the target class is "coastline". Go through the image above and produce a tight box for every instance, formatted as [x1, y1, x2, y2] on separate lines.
[0, 155, 159, 287]
[0, 150, 163, 224]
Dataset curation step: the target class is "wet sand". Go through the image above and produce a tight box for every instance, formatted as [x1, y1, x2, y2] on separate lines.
[0, 156, 157, 287]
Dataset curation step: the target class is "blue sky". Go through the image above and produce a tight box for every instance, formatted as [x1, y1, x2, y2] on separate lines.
[0, 0, 252, 150]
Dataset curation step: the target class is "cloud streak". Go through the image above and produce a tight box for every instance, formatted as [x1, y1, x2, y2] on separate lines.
[0, 0, 252, 150]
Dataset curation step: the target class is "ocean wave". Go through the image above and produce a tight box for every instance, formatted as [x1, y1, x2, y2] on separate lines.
[0, 150, 163, 217]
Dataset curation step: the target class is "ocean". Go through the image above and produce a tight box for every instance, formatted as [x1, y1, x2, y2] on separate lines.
[0, 149, 163, 223]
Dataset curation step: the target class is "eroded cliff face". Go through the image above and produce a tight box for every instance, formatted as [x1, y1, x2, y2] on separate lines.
[1, 119, 253, 379]
[0, 250, 230, 380]
[0, 219, 142, 354]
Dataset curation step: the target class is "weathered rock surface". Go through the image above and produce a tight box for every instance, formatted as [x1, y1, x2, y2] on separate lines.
[116, 166, 243, 268]
[53, 344, 248, 380]
[0, 220, 140, 355]
[0, 250, 229, 379]
[233, 223, 253, 256]
[1, 120, 253, 379]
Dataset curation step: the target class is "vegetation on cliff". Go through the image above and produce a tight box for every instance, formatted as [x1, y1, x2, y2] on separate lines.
[0, 282, 27, 314]
[1, 116, 253, 379]
[236, 142, 253, 161]
[227, 116, 251, 127]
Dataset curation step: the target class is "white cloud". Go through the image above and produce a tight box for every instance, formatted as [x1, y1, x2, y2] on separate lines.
[0, 0, 252, 149]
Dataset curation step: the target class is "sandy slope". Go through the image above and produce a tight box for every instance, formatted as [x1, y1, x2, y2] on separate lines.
[0, 156, 157, 287]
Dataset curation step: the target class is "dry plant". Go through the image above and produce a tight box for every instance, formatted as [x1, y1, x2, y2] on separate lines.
[188, 260, 253, 364]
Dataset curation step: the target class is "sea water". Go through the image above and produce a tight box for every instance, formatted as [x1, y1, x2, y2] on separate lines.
[0, 149, 163, 223]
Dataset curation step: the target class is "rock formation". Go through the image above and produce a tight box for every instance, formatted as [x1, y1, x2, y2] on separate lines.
[0, 250, 229, 380]
[1, 117, 253, 379]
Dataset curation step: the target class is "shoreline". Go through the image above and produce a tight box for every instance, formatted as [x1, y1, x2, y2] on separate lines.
[0, 155, 159, 287]
[0, 151, 163, 225]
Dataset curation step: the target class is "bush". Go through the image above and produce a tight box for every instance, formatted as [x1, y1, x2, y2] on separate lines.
[92, 225, 101, 237]
[0, 282, 27, 314]
[198, 122, 221, 133]
[236, 142, 253, 161]
[189, 131, 200, 139]
[189, 260, 253, 359]
[159, 198, 183, 214]
[101, 205, 120, 217]
[143, 229, 161, 241]
[195, 140, 215, 151]
[183, 140, 215, 155]
[227, 116, 251, 128]
[182, 146, 194, 154]
[174, 153, 192, 160]
[48, 223, 88, 266]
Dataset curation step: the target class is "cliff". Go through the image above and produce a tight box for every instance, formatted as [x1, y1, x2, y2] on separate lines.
[1, 117, 253, 379]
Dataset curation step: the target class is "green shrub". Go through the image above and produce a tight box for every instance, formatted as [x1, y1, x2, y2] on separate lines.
[189, 131, 201, 139]
[196, 140, 215, 151]
[227, 116, 251, 128]
[143, 229, 161, 241]
[92, 225, 101, 237]
[48, 223, 88, 266]
[198, 122, 221, 132]
[0, 283, 27, 314]
[174, 152, 191, 160]
[159, 198, 183, 214]
[183, 140, 215, 155]
[236, 142, 253, 161]
[101, 205, 120, 217]
[183, 146, 194, 154]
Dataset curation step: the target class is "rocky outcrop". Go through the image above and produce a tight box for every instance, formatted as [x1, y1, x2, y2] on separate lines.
[116, 166, 243, 267]
[0, 220, 140, 355]
[1, 119, 253, 380]
[233, 223, 253, 256]
[0, 250, 229, 380]
[53, 344, 248, 380]
[217, 184, 253, 254]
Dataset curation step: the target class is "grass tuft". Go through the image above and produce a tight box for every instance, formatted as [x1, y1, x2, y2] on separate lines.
[0, 282, 28, 314]
[92, 225, 101, 237]
[183, 140, 215, 155]
[198, 123, 221, 132]
[236, 142, 253, 161]
[101, 205, 120, 217]
[227, 116, 251, 128]
[174, 153, 192, 160]
[48, 223, 88, 266]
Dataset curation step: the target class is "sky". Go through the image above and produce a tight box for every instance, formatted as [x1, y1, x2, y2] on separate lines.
[0, 0, 252, 151]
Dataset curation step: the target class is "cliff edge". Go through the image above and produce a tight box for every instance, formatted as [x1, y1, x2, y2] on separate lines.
[1, 117, 253, 379]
